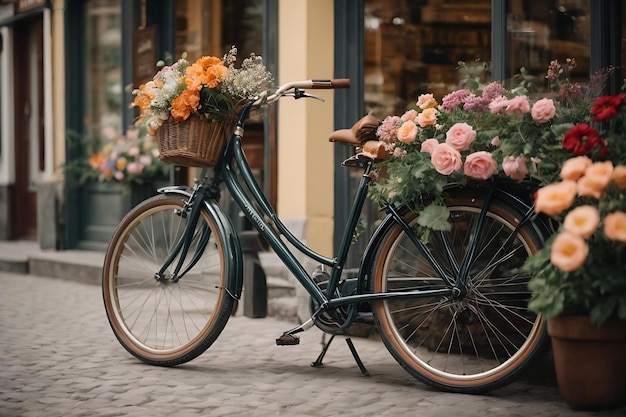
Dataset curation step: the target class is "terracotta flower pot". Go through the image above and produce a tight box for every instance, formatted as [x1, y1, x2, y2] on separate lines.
[548, 316, 626, 411]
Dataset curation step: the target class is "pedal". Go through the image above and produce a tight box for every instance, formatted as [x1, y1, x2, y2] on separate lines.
[276, 333, 300, 346]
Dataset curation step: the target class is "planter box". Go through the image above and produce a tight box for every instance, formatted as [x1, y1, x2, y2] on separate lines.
[78, 181, 166, 251]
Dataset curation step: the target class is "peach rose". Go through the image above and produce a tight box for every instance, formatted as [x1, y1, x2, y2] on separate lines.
[534, 180, 577, 216]
[396, 120, 418, 144]
[416, 93, 437, 109]
[612, 165, 626, 189]
[560, 156, 593, 181]
[531, 98, 556, 123]
[582, 161, 614, 193]
[464, 151, 498, 180]
[490, 136, 500, 147]
[563, 205, 600, 239]
[430, 143, 462, 175]
[603, 211, 626, 242]
[550, 231, 589, 272]
[577, 176, 603, 199]
[445, 122, 476, 151]
[417, 108, 437, 127]
[502, 155, 529, 181]
[504, 95, 530, 115]
[420, 138, 439, 154]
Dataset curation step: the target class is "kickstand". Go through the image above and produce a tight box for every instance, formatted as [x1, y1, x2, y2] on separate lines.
[310, 333, 370, 377]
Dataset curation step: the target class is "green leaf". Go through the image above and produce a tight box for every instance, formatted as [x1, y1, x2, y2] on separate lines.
[417, 205, 451, 231]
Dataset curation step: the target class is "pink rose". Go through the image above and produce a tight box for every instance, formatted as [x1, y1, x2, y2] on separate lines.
[531, 98, 556, 123]
[126, 162, 144, 174]
[445, 122, 476, 151]
[464, 151, 498, 180]
[139, 155, 152, 166]
[490, 136, 500, 147]
[489, 96, 509, 114]
[128, 146, 140, 157]
[502, 155, 529, 181]
[430, 143, 462, 175]
[401, 109, 417, 122]
[420, 138, 439, 154]
[504, 95, 530, 115]
[396, 120, 418, 144]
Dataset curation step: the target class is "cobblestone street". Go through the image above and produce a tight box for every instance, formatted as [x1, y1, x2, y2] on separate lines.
[1, 272, 625, 417]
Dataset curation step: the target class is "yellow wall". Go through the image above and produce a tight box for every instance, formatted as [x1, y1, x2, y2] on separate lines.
[52, 0, 66, 175]
[277, 0, 335, 255]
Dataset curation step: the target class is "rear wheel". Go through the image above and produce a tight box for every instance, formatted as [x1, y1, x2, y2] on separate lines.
[102, 194, 235, 366]
[372, 195, 547, 393]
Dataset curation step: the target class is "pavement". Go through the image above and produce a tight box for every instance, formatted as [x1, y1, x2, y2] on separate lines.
[1, 242, 626, 416]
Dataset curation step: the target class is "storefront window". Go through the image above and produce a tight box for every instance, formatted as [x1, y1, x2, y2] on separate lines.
[506, 0, 590, 90]
[364, 0, 492, 118]
[84, 0, 122, 140]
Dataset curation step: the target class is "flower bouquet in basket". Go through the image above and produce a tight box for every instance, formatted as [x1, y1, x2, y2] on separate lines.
[132, 46, 273, 167]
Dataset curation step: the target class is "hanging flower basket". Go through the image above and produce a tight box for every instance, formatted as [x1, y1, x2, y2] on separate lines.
[156, 116, 231, 167]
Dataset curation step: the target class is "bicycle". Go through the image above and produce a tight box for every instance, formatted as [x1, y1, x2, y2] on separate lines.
[102, 78, 552, 394]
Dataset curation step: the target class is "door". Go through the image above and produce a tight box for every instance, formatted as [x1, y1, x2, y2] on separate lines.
[12, 19, 44, 240]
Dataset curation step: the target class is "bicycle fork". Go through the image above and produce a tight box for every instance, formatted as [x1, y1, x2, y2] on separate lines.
[155, 184, 213, 283]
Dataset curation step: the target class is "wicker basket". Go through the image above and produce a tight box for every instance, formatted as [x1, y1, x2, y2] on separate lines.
[156, 116, 231, 167]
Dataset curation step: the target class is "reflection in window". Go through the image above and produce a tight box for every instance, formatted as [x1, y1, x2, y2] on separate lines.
[364, 0, 492, 118]
[84, 0, 122, 141]
[507, 0, 590, 90]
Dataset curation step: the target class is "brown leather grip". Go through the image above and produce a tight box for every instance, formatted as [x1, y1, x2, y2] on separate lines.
[310, 79, 351, 89]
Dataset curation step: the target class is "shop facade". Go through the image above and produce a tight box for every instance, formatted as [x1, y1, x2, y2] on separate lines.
[0, 1, 623, 256]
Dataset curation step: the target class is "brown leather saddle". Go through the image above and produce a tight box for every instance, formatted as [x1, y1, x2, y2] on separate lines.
[328, 114, 389, 166]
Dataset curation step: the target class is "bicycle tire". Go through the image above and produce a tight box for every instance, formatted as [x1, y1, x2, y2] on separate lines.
[103, 194, 235, 366]
[371, 192, 547, 393]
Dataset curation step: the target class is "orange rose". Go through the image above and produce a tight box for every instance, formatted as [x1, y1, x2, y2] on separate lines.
[611, 165, 626, 189]
[585, 160, 613, 187]
[603, 211, 626, 242]
[550, 231, 589, 272]
[115, 157, 128, 171]
[534, 181, 577, 216]
[563, 205, 599, 239]
[560, 156, 592, 181]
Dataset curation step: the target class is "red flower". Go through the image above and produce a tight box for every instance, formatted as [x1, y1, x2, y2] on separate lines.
[591, 94, 625, 122]
[562, 124, 606, 155]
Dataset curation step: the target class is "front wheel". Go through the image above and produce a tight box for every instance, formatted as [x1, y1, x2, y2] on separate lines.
[371, 194, 548, 393]
[102, 194, 235, 366]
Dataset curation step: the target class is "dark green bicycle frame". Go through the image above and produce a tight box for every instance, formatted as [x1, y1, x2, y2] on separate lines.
[157, 103, 541, 326]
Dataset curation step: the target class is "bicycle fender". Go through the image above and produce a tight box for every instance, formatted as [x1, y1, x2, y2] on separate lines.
[158, 187, 244, 299]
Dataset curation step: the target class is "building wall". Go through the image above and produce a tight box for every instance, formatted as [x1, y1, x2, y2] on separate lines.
[277, 0, 335, 257]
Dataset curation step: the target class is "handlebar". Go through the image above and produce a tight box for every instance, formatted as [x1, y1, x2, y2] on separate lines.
[251, 78, 350, 106]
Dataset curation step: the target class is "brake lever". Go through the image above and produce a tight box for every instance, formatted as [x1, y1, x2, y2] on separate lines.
[293, 88, 325, 102]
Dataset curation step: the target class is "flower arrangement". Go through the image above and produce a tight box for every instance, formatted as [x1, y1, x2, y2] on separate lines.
[369, 60, 613, 232]
[64, 126, 168, 189]
[87, 126, 169, 187]
[132, 46, 273, 135]
[523, 89, 626, 325]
